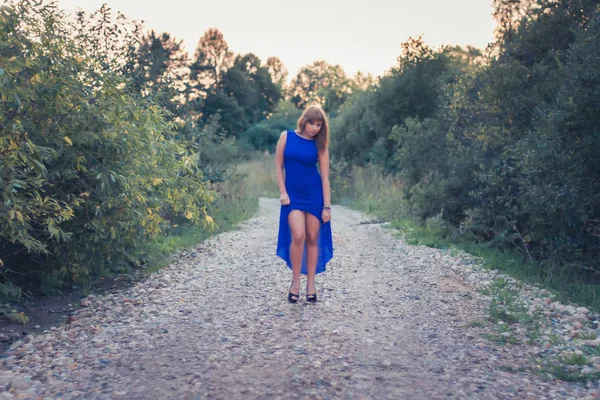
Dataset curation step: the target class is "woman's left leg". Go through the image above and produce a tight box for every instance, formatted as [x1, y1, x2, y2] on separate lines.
[305, 213, 320, 296]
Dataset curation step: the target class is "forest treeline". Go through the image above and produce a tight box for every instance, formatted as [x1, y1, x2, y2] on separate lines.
[330, 0, 600, 285]
[1, 0, 599, 304]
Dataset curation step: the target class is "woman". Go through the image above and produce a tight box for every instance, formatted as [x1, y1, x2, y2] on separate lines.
[275, 105, 334, 304]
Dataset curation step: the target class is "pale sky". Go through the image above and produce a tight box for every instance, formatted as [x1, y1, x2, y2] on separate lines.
[58, 0, 497, 79]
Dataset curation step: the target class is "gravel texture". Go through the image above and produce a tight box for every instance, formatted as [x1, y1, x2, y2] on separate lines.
[0, 197, 596, 399]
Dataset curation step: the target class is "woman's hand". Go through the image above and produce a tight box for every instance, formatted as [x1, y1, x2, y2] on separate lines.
[280, 192, 290, 206]
[322, 207, 331, 223]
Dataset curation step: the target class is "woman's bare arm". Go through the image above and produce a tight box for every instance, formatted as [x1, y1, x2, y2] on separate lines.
[319, 148, 331, 207]
[275, 131, 289, 204]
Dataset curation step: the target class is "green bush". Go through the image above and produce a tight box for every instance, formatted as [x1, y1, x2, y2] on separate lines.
[0, 1, 214, 295]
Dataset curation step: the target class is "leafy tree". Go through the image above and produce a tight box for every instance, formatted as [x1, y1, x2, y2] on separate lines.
[129, 31, 189, 118]
[189, 28, 234, 99]
[71, 4, 142, 76]
[332, 37, 474, 171]
[516, 14, 600, 267]
[352, 72, 376, 90]
[222, 53, 282, 127]
[290, 60, 353, 113]
[200, 90, 248, 136]
[266, 56, 288, 89]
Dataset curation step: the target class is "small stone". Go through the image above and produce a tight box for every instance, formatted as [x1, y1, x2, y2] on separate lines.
[9, 376, 31, 390]
[14, 393, 36, 400]
[574, 313, 589, 323]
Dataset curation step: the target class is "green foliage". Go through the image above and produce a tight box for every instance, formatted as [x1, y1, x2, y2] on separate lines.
[290, 60, 354, 114]
[128, 30, 189, 119]
[222, 53, 282, 127]
[189, 30, 282, 139]
[239, 100, 302, 151]
[193, 114, 246, 182]
[0, 1, 214, 295]
[138, 157, 277, 275]
[329, 89, 379, 165]
[0, 309, 29, 325]
[514, 14, 600, 266]
[331, 37, 478, 172]
[331, 0, 600, 287]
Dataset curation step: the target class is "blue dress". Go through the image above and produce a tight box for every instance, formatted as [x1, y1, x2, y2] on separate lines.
[276, 130, 333, 275]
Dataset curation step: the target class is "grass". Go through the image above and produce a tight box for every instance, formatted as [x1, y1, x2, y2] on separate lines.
[538, 367, 600, 383]
[482, 332, 520, 345]
[465, 319, 487, 328]
[579, 330, 599, 341]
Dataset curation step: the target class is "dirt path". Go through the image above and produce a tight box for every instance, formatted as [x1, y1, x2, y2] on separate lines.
[0, 198, 588, 399]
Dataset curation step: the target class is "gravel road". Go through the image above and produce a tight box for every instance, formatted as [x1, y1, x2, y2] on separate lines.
[0, 197, 592, 399]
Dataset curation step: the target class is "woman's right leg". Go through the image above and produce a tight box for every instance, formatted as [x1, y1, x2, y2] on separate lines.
[304, 212, 320, 297]
[288, 210, 306, 294]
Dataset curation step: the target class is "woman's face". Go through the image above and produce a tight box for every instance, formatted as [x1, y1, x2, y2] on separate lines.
[304, 120, 322, 137]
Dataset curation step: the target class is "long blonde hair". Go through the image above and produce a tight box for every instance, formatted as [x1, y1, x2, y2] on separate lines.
[297, 105, 329, 151]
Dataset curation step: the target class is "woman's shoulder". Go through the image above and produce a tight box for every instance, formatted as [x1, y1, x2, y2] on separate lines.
[279, 129, 295, 140]
[277, 130, 290, 148]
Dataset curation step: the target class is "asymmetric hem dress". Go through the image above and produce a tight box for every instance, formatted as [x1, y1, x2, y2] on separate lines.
[276, 130, 333, 275]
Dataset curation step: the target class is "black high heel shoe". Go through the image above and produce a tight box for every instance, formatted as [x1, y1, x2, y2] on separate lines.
[288, 291, 299, 303]
[306, 292, 317, 303]
[288, 284, 299, 303]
